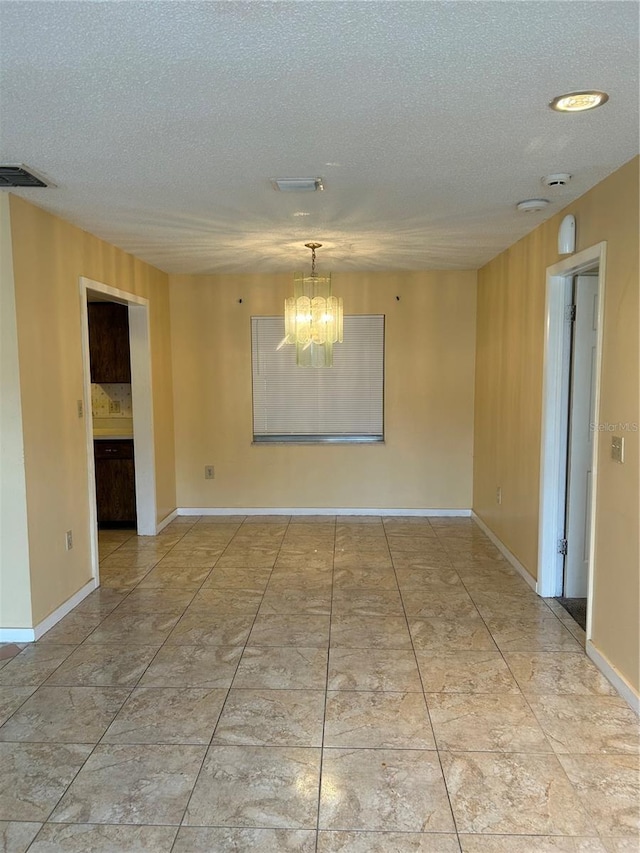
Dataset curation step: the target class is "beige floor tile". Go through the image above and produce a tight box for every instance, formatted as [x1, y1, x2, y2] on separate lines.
[268, 568, 333, 589]
[395, 567, 463, 589]
[233, 646, 328, 690]
[202, 566, 272, 589]
[503, 652, 619, 696]
[459, 836, 607, 851]
[83, 611, 181, 645]
[427, 693, 552, 752]
[38, 612, 105, 645]
[27, 824, 178, 852]
[212, 688, 325, 746]
[471, 591, 555, 620]
[99, 552, 160, 570]
[44, 644, 158, 687]
[0, 645, 75, 687]
[486, 616, 583, 652]
[0, 686, 36, 726]
[528, 694, 640, 754]
[275, 550, 335, 570]
[217, 547, 280, 568]
[330, 615, 412, 649]
[558, 754, 640, 836]
[136, 564, 213, 587]
[102, 686, 227, 744]
[290, 516, 336, 524]
[324, 691, 435, 749]
[184, 744, 321, 828]
[112, 588, 196, 614]
[333, 551, 393, 570]
[409, 617, 496, 651]
[173, 827, 316, 852]
[318, 832, 460, 852]
[601, 839, 640, 852]
[139, 645, 242, 688]
[0, 742, 92, 821]
[327, 648, 422, 692]
[415, 651, 520, 694]
[50, 743, 205, 825]
[248, 614, 330, 647]
[166, 611, 254, 646]
[332, 567, 398, 590]
[0, 821, 42, 853]
[441, 751, 594, 835]
[259, 588, 331, 616]
[391, 553, 454, 570]
[188, 588, 263, 613]
[0, 686, 129, 743]
[332, 589, 404, 618]
[97, 565, 152, 590]
[153, 548, 224, 568]
[319, 748, 454, 832]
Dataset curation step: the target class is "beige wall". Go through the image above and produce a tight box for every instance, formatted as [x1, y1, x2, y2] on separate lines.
[474, 157, 639, 692]
[8, 196, 177, 626]
[170, 270, 477, 510]
[0, 195, 32, 627]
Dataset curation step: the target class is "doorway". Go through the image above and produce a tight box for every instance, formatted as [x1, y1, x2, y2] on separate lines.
[556, 273, 599, 629]
[537, 242, 607, 642]
[79, 277, 158, 585]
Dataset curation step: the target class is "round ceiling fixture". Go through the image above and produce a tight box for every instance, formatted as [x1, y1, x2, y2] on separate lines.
[542, 173, 572, 188]
[549, 91, 609, 112]
[516, 199, 550, 213]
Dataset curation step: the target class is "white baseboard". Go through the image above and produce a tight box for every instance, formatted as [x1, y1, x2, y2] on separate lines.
[0, 627, 36, 643]
[471, 511, 537, 592]
[177, 507, 472, 517]
[587, 640, 640, 714]
[0, 578, 97, 643]
[156, 509, 178, 533]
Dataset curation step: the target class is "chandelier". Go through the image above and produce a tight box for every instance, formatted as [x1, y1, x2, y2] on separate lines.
[280, 242, 343, 367]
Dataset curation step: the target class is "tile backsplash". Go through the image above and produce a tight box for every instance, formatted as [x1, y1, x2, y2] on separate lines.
[91, 383, 133, 418]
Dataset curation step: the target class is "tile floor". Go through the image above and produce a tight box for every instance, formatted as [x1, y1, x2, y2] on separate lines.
[0, 516, 638, 852]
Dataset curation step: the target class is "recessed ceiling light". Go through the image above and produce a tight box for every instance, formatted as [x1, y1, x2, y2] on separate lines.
[516, 199, 550, 213]
[549, 91, 609, 112]
[293, 211, 310, 217]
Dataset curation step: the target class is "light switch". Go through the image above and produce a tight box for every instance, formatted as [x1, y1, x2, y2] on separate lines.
[611, 435, 624, 463]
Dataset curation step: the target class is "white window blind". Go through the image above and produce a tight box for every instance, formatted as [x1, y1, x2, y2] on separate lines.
[252, 315, 384, 443]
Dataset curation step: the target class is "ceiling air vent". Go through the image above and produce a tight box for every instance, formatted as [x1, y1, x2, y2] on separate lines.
[271, 177, 324, 192]
[0, 165, 48, 188]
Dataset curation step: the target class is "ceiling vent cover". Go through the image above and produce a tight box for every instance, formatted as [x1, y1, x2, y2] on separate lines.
[0, 165, 48, 188]
[271, 177, 324, 192]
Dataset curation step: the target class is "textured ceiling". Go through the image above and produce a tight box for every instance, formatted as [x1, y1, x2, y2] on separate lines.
[0, 1, 638, 274]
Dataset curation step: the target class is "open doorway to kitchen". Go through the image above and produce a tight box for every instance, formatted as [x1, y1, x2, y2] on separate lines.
[537, 242, 607, 641]
[79, 277, 157, 585]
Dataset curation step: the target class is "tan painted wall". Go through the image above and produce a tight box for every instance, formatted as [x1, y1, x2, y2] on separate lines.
[474, 157, 639, 692]
[0, 195, 32, 627]
[9, 196, 176, 626]
[170, 270, 477, 510]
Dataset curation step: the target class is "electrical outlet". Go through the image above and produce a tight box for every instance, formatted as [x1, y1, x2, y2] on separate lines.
[65, 530, 73, 550]
[204, 465, 215, 480]
[496, 486, 502, 505]
[109, 400, 121, 414]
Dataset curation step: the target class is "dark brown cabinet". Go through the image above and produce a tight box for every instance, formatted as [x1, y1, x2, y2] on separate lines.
[94, 440, 136, 527]
[88, 302, 131, 383]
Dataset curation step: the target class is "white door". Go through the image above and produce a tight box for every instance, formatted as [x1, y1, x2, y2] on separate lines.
[564, 274, 599, 597]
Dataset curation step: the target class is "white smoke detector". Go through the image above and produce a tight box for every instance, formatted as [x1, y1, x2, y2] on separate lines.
[516, 198, 550, 213]
[542, 173, 572, 188]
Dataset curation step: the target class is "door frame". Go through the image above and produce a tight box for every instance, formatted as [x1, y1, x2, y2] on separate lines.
[79, 277, 157, 584]
[537, 242, 607, 640]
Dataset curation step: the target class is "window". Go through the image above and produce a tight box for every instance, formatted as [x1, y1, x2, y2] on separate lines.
[251, 315, 384, 443]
